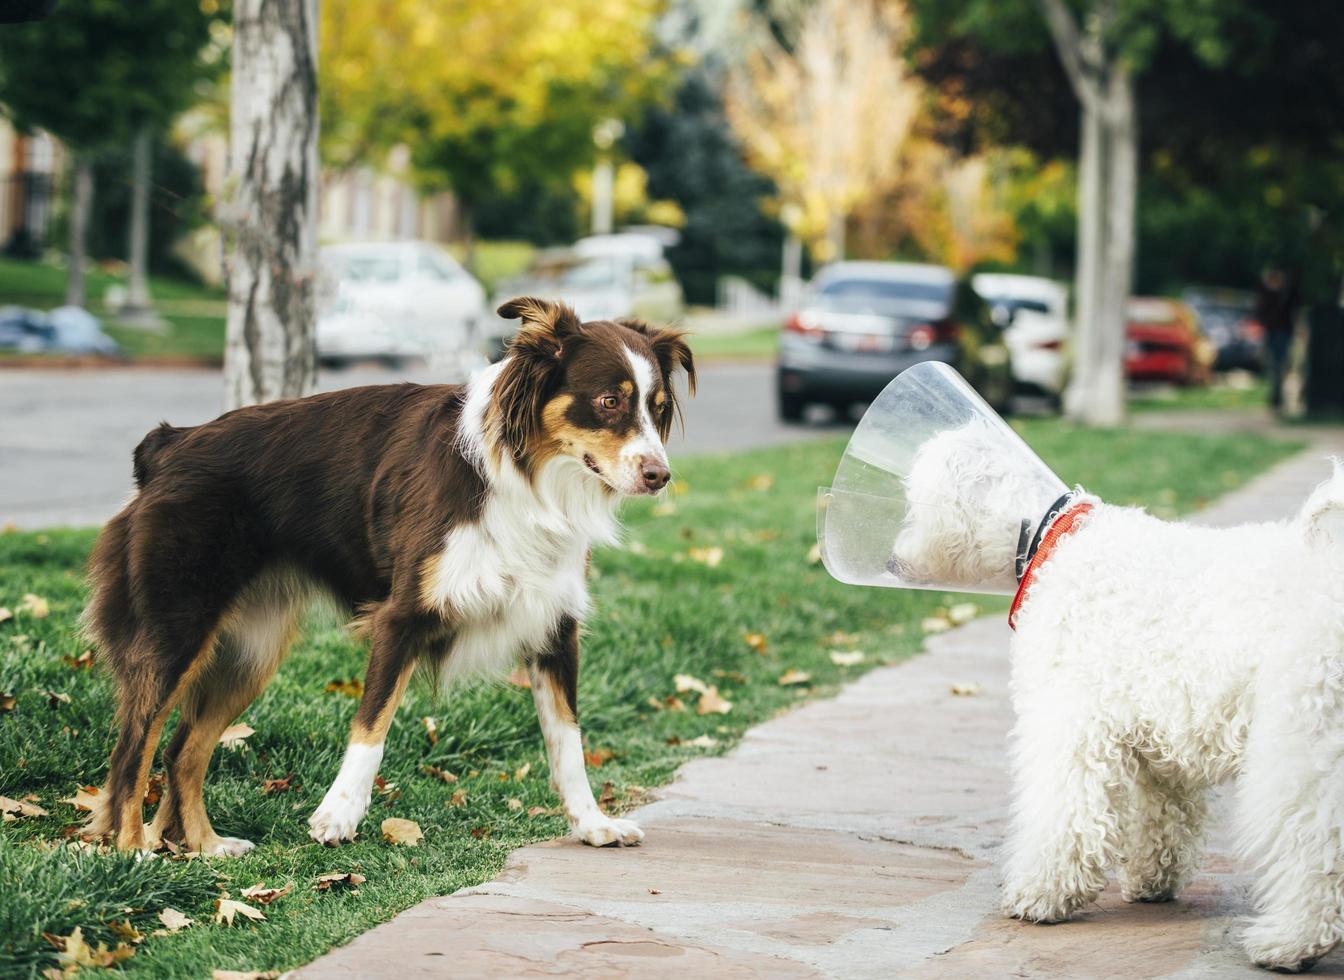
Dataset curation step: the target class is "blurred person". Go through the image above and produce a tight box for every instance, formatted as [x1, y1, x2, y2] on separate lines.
[1255, 266, 1300, 411]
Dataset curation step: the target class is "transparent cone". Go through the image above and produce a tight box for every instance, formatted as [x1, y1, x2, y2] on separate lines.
[817, 361, 1067, 595]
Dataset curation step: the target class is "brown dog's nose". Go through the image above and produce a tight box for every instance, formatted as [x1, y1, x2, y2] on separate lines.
[639, 456, 670, 492]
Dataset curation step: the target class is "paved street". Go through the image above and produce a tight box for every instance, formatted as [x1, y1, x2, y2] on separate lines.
[0, 361, 825, 529]
[298, 429, 1344, 979]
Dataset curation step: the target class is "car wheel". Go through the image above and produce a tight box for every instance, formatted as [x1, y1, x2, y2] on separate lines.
[778, 389, 807, 423]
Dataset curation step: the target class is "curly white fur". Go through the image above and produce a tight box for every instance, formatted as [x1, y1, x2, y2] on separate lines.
[895, 431, 1344, 973]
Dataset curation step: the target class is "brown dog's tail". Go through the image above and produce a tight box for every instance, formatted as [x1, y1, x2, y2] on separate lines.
[132, 422, 185, 488]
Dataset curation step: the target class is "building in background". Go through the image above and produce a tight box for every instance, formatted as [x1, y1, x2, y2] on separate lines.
[0, 120, 59, 257]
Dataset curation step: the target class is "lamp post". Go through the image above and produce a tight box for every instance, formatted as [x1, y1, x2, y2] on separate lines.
[591, 118, 624, 236]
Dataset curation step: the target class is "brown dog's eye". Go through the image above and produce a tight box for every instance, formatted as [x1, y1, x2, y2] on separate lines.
[599, 395, 620, 410]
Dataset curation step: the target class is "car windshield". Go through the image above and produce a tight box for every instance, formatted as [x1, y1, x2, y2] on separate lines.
[560, 257, 622, 289]
[815, 276, 951, 312]
[989, 298, 1051, 316]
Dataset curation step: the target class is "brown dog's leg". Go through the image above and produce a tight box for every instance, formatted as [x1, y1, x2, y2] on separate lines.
[529, 615, 643, 847]
[308, 602, 428, 844]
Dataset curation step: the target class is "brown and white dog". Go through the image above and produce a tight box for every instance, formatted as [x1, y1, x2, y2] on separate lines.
[81, 297, 694, 856]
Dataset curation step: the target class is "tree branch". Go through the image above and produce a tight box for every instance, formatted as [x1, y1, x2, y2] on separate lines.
[1036, 0, 1104, 115]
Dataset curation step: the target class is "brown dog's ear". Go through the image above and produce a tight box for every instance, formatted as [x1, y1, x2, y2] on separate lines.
[619, 319, 696, 438]
[492, 298, 582, 466]
[497, 297, 581, 361]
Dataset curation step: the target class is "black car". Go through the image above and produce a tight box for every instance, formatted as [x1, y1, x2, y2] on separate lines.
[1182, 288, 1263, 372]
[776, 261, 1013, 422]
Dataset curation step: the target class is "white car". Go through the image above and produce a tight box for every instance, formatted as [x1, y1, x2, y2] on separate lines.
[317, 242, 487, 368]
[972, 273, 1069, 403]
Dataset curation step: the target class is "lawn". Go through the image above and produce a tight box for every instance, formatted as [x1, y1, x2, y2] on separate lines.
[688, 324, 779, 362]
[0, 421, 1301, 977]
[1129, 374, 1269, 413]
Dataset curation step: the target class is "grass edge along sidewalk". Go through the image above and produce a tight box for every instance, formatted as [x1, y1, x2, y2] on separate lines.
[0, 421, 1302, 978]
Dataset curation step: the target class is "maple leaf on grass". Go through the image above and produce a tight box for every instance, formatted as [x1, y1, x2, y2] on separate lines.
[381, 817, 424, 846]
[214, 898, 265, 926]
[778, 669, 812, 686]
[158, 908, 193, 932]
[0, 794, 48, 818]
[60, 785, 100, 812]
[696, 686, 733, 715]
[240, 882, 294, 905]
[583, 746, 614, 767]
[218, 723, 255, 750]
[314, 871, 366, 892]
[829, 650, 865, 666]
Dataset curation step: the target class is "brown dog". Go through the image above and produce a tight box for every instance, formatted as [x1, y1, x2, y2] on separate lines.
[82, 298, 694, 854]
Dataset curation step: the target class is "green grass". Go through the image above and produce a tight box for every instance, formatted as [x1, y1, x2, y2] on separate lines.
[0, 421, 1301, 976]
[688, 325, 779, 362]
[1130, 376, 1269, 413]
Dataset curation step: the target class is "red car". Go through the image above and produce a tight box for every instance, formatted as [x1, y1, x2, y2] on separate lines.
[1125, 298, 1211, 385]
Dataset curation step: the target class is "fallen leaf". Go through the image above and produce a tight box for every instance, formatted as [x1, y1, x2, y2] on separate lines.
[806, 542, 822, 565]
[688, 546, 724, 567]
[598, 781, 618, 807]
[948, 602, 979, 625]
[17, 593, 49, 618]
[583, 747, 614, 767]
[214, 898, 265, 926]
[50, 925, 134, 970]
[829, 650, 865, 666]
[777, 669, 812, 686]
[685, 734, 719, 748]
[212, 971, 280, 980]
[743, 632, 768, 654]
[696, 686, 733, 715]
[506, 797, 522, 811]
[651, 500, 677, 517]
[469, 826, 491, 839]
[240, 882, 293, 905]
[0, 692, 13, 713]
[41, 690, 71, 709]
[0, 607, 11, 625]
[746, 472, 774, 492]
[381, 817, 423, 846]
[921, 616, 952, 635]
[645, 694, 686, 712]
[514, 762, 531, 781]
[448, 789, 468, 807]
[527, 806, 552, 818]
[825, 630, 859, 646]
[260, 774, 294, 795]
[60, 649, 95, 671]
[673, 673, 709, 695]
[373, 775, 399, 799]
[648, 888, 662, 895]
[324, 677, 363, 698]
[143, 772, 164, 807]
[108, 919, 143, 943]
[61, 786, 100, 812]
[218, 723, 255, 750]
[421, 716, 438, 745]
[315, 871, 366, 892]
[950, 682, 982, 697]
[158, 908, 193, 932]
[0, 794, 47, 818]
[421, 765, 458, 784]
[504, 666, 531, 688]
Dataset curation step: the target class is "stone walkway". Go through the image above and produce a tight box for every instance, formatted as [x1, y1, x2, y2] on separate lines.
[299, 424, 1344, 979]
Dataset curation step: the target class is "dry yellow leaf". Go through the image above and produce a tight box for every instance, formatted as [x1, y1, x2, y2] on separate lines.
[0, 607, 11, 624]
[674, 673, 709, 695]
[214, 898, 265, 926]
[158, 908, 193, 932]
[506, 798, 523, 811]
[514, 762, 531, 781]
[448, 789, 468, 807]
[61, 785, 100, 812]
[239, 882, 293, 905]
[421, 716, 438, 745]
[948, 602, 979, 625]
[743, 632, 768, 654]
[17, 593, 49, 618]
[324, 677, 364, 698]
[381, 817, 424, 846]
[0, 794, 47, 818]
[829, 650, 865, 666]
[688, 546, 723, 567]
[218, 723, 255, 750]
[778, 669, 812, 686]
[950, 682, 982, 696]
[696, 686, 733, 715]
[314, 871, 366, 892]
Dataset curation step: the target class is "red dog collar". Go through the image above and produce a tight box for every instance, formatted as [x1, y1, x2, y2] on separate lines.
[1008, 498, 1095, 630]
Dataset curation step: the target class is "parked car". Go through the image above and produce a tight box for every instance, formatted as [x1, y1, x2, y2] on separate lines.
[316, 241, 487, 367]
[1182, 288, 1264, 372]
[776, 261, 1013, 422]
[971, 273, 1068, 406]
[1125, 297, 1213, 385]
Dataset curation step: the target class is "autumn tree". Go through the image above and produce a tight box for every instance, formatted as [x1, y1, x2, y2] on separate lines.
[725, 0, 920, 263]
[320, 0, 670, 255]
[222, 0, 319, 409]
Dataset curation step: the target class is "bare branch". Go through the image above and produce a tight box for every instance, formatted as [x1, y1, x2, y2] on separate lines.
[1036, 0, 1104, 114]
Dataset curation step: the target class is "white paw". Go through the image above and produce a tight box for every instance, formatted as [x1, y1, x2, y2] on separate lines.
[574, 814, 644, 847]
[1243, 922, 1328, 973]
[308, 794, 367, 845]
[203, 836, 256, 858]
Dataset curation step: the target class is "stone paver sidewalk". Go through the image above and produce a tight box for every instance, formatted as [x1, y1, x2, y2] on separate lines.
[299, 431, 1344, 979]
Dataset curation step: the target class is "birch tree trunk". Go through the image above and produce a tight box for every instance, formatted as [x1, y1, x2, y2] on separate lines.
[124, 124, 153, 315]
[1089, 68, 1135, 426]
[1064, 102, 1103, 420]
[223, 0, 318, 411]
[65, 156, 92, 308]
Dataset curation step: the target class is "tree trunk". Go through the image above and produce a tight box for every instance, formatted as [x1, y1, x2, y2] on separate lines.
[124, 124, 153, 314]
[223, 0, 319, 411]
[1064, 101, 1103, 422]
[64, 156, 92, 308]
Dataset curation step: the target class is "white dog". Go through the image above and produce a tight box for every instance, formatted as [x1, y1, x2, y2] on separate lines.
[891, 422, 1344, 972]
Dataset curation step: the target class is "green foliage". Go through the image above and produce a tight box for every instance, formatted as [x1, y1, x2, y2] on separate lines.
[0, 422, 1300, 975]
[0, 0, 221, 151]
[87, 139, 210, 274]
[626, 67, 785, 304]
